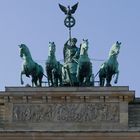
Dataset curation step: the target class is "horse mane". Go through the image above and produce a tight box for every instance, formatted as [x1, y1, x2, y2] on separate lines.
[48, 42, 56, 56]
[22, 44, 32, 59]
[109, 43, 120, 57]
[80, 39, 88, 56]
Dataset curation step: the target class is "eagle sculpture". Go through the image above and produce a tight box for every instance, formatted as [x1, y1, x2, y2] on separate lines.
[59, 2, 79, 16]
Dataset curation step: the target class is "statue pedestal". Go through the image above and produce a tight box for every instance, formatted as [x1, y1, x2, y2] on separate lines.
[0, 86, 138, 140]
[0, 86, 134, 131]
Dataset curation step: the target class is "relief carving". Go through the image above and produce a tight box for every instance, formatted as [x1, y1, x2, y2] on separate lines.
[13, 103, 119, 123]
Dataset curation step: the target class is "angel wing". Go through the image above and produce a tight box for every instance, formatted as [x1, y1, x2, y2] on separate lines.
[59, 4, 67, 15]
[70, 2, 79, 14]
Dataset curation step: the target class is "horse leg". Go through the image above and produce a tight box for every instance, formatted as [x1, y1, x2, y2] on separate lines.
[99, 77, 104, 86]
[38, 80, 42, 87]
[79, 73, 84, 86]
[37, 65, 43, 87]
[56, 62, 62, 86]
[31, 77, 34, 87]
[58, 68, 63, 86]
[31, 77, 35, 87]
[55, 76, 59, 87]
[84, 77, 87, 86]
[52, 71, 57, 86]
[34, 78, 38, 87]
[77, 66, 84, 86]
[59, 76, 62, 86]
[39, 74, 43, 87]
[32, 76, 37, 87]
[54, 77, 58, 87]
[114, 70, 119, 84]
[102, 78, 105, 86]
[47, 71, 52, 87]
[47, 73, 51, 86]
[48, 78, 50, 87]
[50, 72, 54, 86]
[20, 71, 25, 85]
[85, 76, 90, 86]
[99, 71, 105, 86]
[99, 76, 102, 86]
[52, 69, 58, 87]
[106, 75, 112, 87]
[48, 75, 53, 87]
[85, 65, 92, 86]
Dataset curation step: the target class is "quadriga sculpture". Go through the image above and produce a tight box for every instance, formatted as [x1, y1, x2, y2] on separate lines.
[99, 41, 121, 86]
[77, 39, 92, 86]
[45, 42, 62, 87]
[19, 44, 44, 87]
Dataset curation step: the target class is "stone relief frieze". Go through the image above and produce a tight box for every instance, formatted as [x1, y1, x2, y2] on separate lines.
[13, 103, 119, 123]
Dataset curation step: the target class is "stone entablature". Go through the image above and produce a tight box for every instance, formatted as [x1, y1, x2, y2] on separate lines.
[0, 86, 135, 131]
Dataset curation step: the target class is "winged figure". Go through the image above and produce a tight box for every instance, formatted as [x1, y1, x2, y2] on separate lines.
[59, 2, 79, 16]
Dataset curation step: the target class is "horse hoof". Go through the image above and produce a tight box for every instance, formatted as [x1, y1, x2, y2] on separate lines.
[106, 84, 111, 87]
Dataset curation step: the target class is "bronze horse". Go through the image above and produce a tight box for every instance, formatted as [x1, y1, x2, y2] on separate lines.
[99, 41, 121, 86]
[77, 39, 92, 86]
[45, 42, 62, 87]
[19, 44, 43, 87]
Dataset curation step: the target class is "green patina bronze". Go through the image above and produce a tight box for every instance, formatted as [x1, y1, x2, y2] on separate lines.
[18, 3, 122, 87]
[45, 42, 62, 87]
[59, 2, 78, 39]
[19, 44, 44, 87]
[99, 41, 121, 86]
[62, 38, 80, 86]
[77, 39, 93, 86]
[59, 2, 93, 87]
[62, 38, 92, 86]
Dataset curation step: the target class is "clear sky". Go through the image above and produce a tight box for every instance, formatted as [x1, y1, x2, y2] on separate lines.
[0, 0, 139, 96]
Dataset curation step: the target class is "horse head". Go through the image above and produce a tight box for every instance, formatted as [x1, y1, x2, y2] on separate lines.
[48, 42, 56, 56]
[80, 39, 89, 55]
[109, 41, 121, 57]
[19, 44, 31, 59]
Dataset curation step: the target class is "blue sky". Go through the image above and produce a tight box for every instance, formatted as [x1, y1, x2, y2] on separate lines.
[0, 0, 139, 96]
